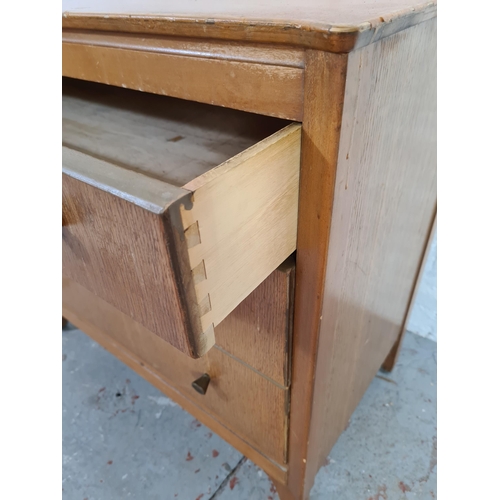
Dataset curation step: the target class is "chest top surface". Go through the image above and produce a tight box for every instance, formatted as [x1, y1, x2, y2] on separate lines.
[62, 0, 436, 53]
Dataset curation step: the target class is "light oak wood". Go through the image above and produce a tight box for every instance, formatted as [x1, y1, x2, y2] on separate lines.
[303, 19, 437, 496]
[62, 36, 304, 120]
[62, 0, 437, 53]
[63, 78, 289, 187]
[383, 210, 437, 371]
[63, 31, 305, 67]
[286, 49, 348, 498]
[215, 258, 295, 387]
[178, 126, 301, 337]
[61, 146, 188, 213]
[60, 4, 437, 498]
[63, 80, 301, 357]
[63, 275, 291, 468]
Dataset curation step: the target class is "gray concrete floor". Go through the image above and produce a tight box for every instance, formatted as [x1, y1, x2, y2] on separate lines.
[62, 327, 436, 500]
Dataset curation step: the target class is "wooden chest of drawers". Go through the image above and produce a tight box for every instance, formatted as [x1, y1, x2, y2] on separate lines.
[62, 1, 436, 498]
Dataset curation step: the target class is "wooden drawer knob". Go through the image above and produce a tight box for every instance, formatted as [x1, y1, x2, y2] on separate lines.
[192, 373, 211, 395]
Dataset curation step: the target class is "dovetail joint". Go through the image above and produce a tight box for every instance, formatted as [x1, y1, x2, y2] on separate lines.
[184, 221, 201, 248]
[191, 259, 207, 285]
[198, 294, 212, 316]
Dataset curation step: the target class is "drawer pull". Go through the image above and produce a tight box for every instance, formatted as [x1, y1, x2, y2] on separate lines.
[192, 373, 211, 395]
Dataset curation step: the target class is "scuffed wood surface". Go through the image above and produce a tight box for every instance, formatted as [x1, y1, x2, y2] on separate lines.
[62, 40, 304, 120]
[62, 0, 437, 53]
[305, 19, 437, 493]
[63, 78, 289, 187]
[63, 31, 305, 68]
[62, 146, 189, 214]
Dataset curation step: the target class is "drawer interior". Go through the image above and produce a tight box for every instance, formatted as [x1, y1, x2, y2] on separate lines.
[63, 77, 289, 188]
[62, 78, 301, 358]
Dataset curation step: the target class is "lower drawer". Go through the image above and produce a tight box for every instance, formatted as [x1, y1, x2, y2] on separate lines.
[63, 268, 292, 466]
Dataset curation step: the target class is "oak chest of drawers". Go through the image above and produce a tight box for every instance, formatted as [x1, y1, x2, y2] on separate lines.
[62, 1, 437, 498]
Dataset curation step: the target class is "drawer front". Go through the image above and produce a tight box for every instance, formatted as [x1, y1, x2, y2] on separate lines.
[62, 81, 301, 358]
[63, 274, 291, 466]
[62, 172, 194, 355]
[215, 258, 294, 387]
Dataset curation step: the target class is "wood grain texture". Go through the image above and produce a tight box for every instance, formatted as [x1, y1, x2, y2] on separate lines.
[63, 31, 305, 68]
[62, 146, 188, 213]
[286, 50, 348, 498]
[62, 173, 199, 356]
[215, 258, 295, 387]
[61, 0, 437, 53]
[63, 277, 290, 468]
[63, 78, 289, 187]
[62, 40, 304, 120]
[63, 82, 301, 357]
[180, 124, 301, 336]
[382, 209, 437, 371]
[304, 19, 437, 494]
[62, 145, 215, 357]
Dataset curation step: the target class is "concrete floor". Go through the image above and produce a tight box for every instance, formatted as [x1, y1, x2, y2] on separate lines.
[62, 327, 436, 500]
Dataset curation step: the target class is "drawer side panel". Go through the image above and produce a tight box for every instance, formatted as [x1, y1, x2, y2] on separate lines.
[179, 124, 301, 336]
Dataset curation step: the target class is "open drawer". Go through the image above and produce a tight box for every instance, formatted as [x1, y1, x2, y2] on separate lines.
[62, 78, 301, 358]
